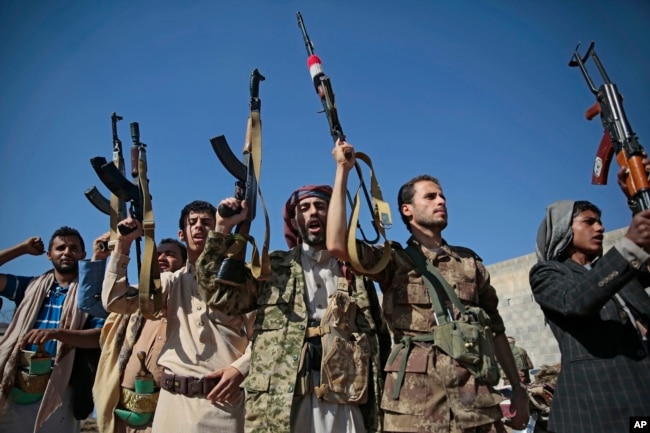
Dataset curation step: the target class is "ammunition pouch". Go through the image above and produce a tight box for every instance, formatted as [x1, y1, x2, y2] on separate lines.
[403, 244, 500, 386]
[433, 306, 500, 385]
[306, 290, 371, 405]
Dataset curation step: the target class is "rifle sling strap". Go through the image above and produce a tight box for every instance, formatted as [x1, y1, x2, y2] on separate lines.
[404, 244, 466, 323]
[246, 110, 271, 281]
[109, 192, 121, 251]
[137, 148, 163, 320]
[346, 151, 392, 275]
[108, 149, 127, 251]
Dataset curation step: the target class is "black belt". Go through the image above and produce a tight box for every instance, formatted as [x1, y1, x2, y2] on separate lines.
[160, 371, 219, 397]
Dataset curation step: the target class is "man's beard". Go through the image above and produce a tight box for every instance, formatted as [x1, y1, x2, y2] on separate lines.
[422, 218, 448, 231]
[53, 261, 78, 275]
[413, 206, 448, 231]
[296, 220, 326, 247]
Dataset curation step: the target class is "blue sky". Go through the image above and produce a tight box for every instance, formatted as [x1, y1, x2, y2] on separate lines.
[1, 0, 649, 304]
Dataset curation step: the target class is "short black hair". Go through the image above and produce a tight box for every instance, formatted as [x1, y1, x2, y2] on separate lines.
[178, 200, 216, 231]
[48, 226, 85, 252]
[572, 201, 602, 220]
[159, 238, 187, 263]
[397, 175, 441, 231]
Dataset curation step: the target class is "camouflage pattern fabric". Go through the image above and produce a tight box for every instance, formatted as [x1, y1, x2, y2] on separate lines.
[316, 289, 371, 404]
[196, 231, 386, 433]
[511, 345, 533, 373]
[357, 237, 506, 432]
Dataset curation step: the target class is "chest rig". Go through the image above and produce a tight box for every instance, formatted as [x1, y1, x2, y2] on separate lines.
[297, 277, 371, 404]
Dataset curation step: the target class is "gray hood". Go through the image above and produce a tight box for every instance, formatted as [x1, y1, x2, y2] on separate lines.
[535, 200, 575, 262]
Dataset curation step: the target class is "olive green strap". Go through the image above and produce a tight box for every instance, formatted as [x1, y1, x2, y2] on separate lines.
[387, 334, 434, 400]
[404, 244, 467, 321]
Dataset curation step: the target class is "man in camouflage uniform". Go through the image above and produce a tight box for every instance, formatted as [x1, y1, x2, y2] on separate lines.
[506, 336, 534, 385]
[327, 142, 530, 433]
[196, 185, 389, 433]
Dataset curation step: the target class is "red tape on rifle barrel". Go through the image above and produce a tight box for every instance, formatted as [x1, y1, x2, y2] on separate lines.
[307, 55, 324, 92]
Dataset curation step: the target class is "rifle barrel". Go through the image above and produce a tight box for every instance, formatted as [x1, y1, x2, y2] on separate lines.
[296, 12, 315, 56]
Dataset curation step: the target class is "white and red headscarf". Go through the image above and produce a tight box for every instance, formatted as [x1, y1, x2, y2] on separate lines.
[283, 185, 332, 249]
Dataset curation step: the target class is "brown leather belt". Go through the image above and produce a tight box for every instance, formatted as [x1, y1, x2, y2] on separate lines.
[160, 371, 219, 397]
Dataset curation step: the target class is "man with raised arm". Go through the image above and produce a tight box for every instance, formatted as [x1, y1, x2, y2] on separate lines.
[0, 227, 106, 433]
[196, 186, 388, 433]
[327, 142, 529, 433]
[91, 238, 186, 433]
[102, 200, 253, 433]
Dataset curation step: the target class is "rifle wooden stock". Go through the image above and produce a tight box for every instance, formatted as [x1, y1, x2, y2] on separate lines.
[570, 41, 650, 209]
[618, 151, 650, 208]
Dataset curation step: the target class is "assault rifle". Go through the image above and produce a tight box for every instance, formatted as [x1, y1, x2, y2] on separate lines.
[569, 41, 650, 210]
[85, 112, 128, 251]
[211, 69, 270, 283]
[296, 12, 392, 274]
[89, 119, 162, 319]
[296, 12, 391, 245]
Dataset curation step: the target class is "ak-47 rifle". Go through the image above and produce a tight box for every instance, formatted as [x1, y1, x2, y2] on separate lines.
[210, 69, 271, 284]
[85, 112, 128, 251]
[127, 122, 163, 319]
[569, 41, 650, 210]
[296, 11, 392, 273]
[89, 119, 162, 319]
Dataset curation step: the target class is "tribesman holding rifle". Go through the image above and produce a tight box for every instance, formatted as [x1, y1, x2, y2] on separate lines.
[91, 113, 253, 431]
[527, 42, 650, 433]
[328, 141, 529, 433]
[102, 202, 254, 433]
[197, 185, 388, 433]
[91, 237, 186, 433]
[196, 63, 388, 432]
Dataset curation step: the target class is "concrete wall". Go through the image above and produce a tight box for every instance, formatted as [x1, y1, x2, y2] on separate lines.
[487, 227, 626, 368]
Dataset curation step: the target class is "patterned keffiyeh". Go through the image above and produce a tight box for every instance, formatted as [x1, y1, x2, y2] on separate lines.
[283, 184, 332, 249]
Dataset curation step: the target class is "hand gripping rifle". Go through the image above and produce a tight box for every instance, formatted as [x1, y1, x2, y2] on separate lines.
[210, 69, 271, 284]
[297, 11, 392, 273]
[569, 41, 650, 210]
[89, 120, 162, 319]
[85, 112, 128, 251]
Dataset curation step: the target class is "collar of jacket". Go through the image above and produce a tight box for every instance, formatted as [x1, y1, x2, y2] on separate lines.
[407, 236, 459, 263]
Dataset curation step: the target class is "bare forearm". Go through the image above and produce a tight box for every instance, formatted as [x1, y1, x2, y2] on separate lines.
[56, 328, 101, 348]
[327, 166, 352, 261]
[0, 244, 27, 267]
[102, 253, 139, 314]
[0, 237, 45, 270]
[24, 328, 102, 349]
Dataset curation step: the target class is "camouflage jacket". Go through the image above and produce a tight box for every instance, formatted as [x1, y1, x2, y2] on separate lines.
[196, 231, 388, 433]
[357, 237, 505, 432]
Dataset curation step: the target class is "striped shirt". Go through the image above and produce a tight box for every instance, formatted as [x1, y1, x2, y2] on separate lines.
[1, 273, 105, 357]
